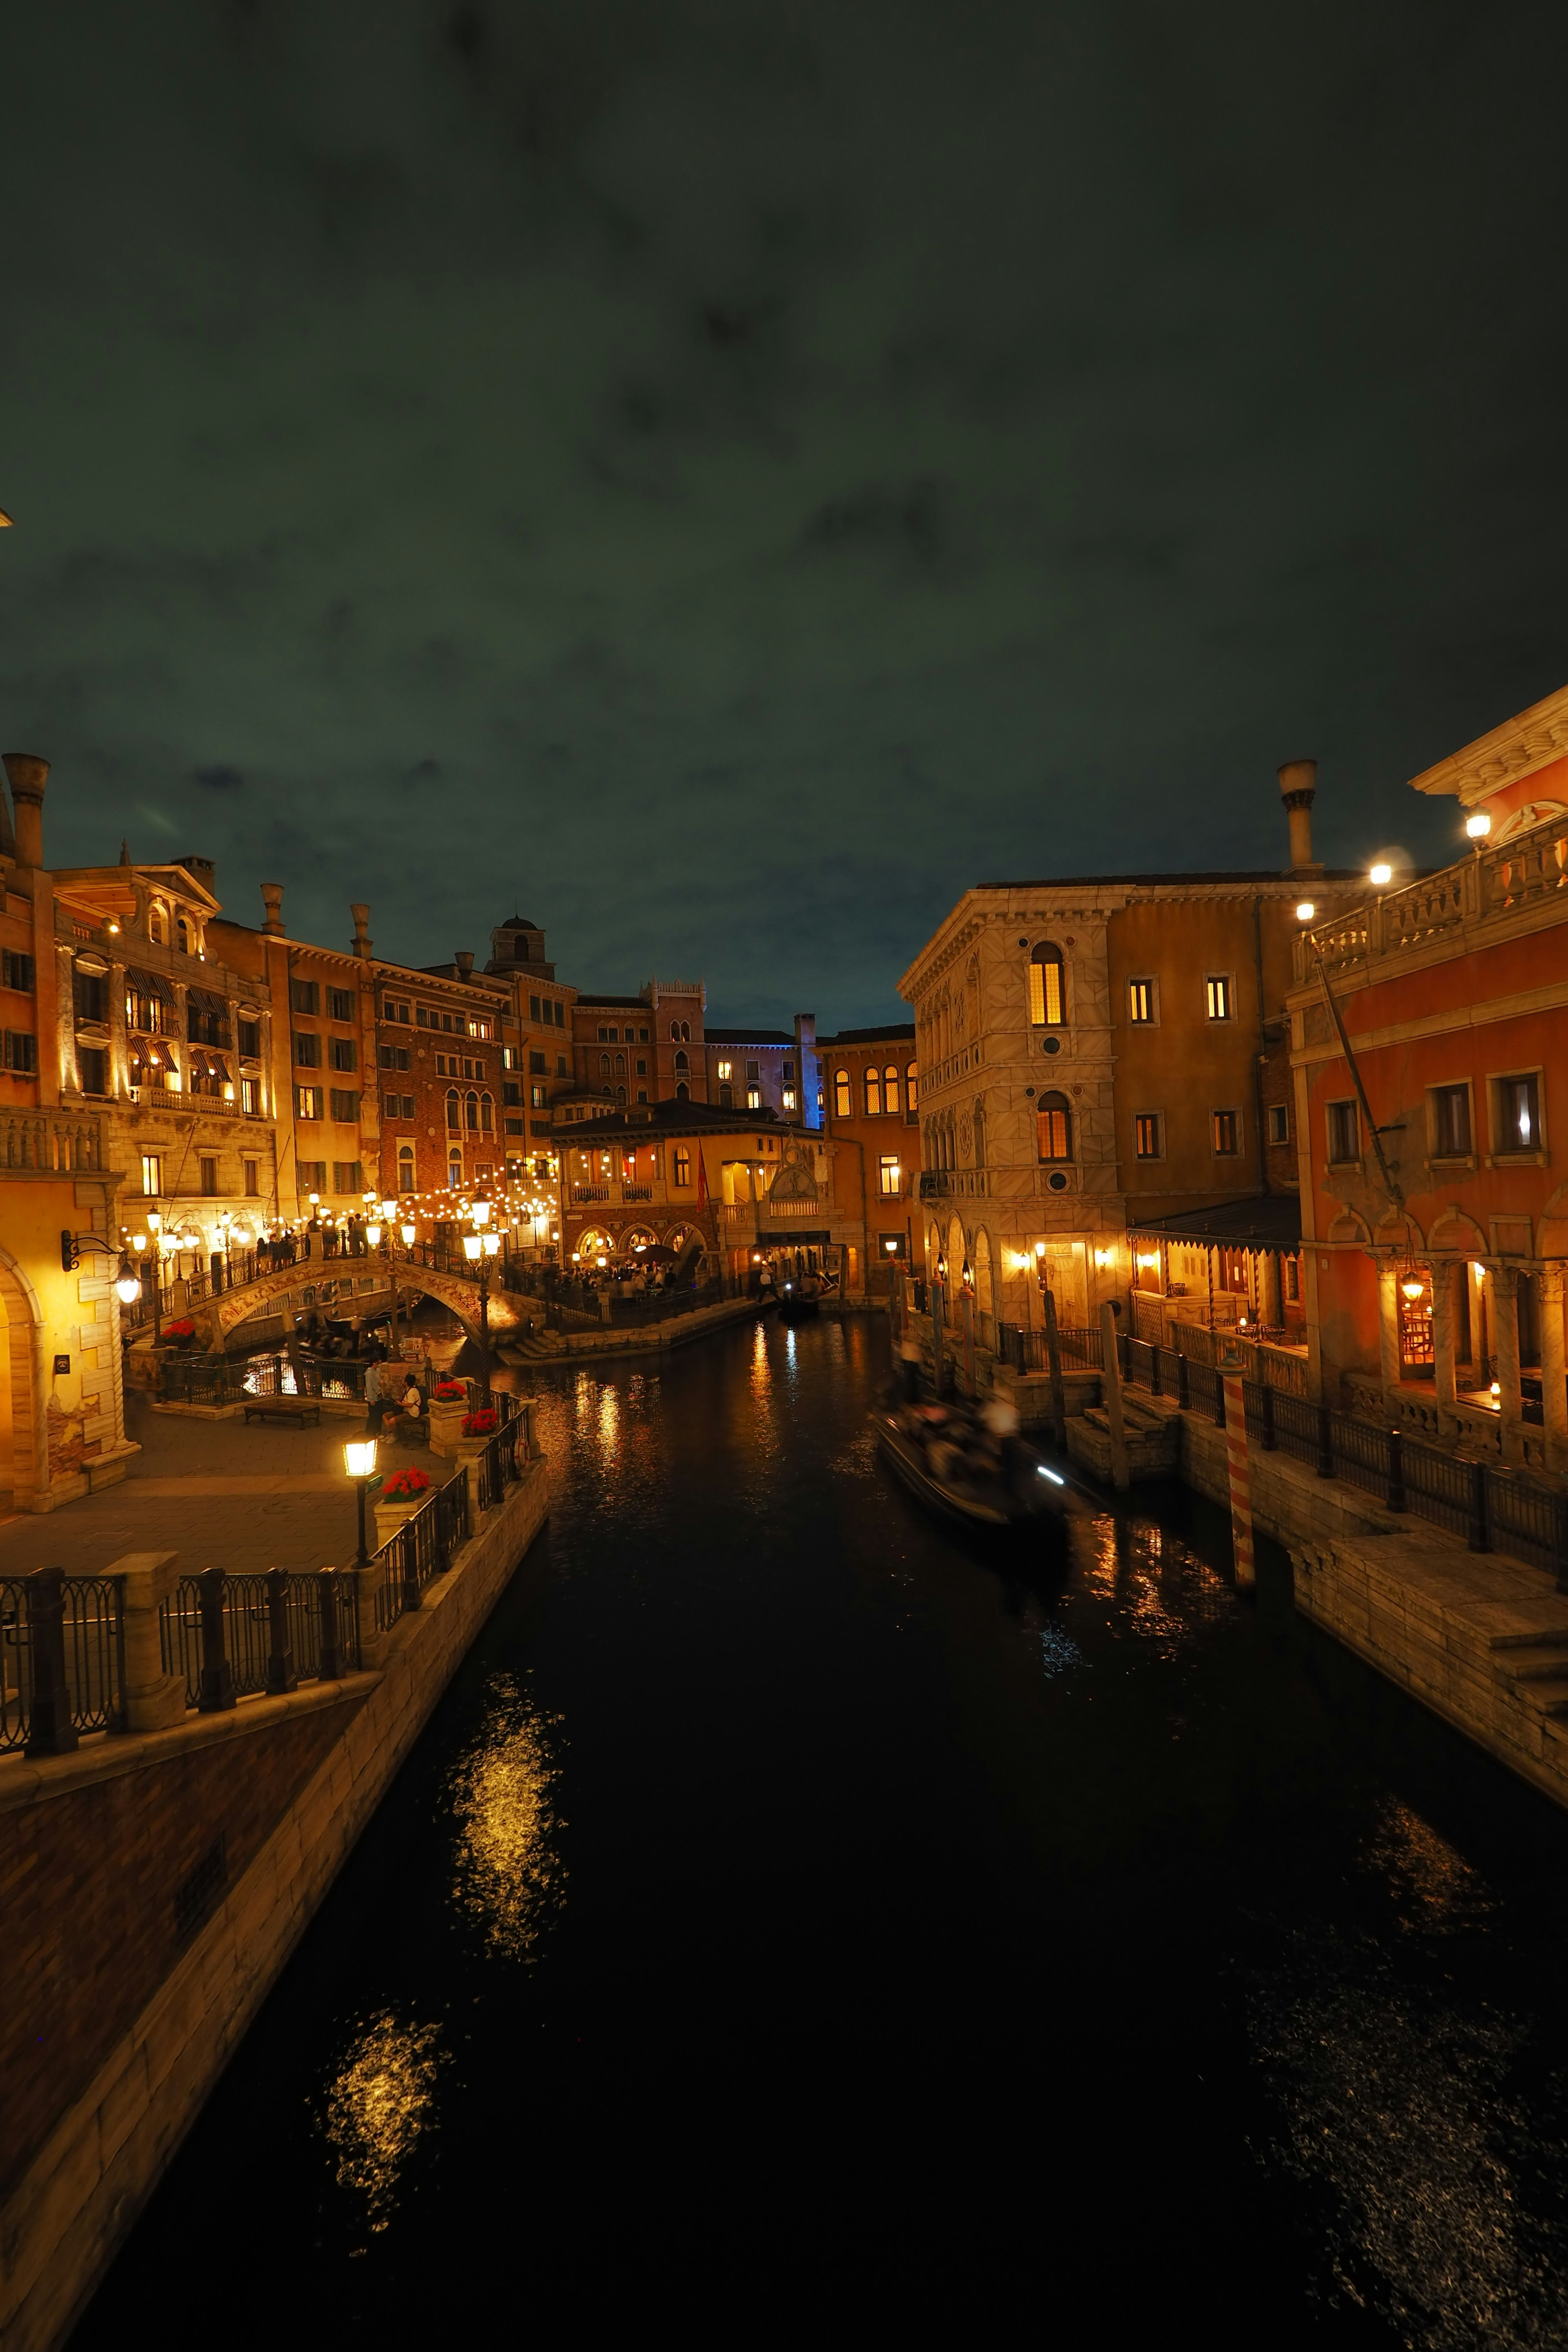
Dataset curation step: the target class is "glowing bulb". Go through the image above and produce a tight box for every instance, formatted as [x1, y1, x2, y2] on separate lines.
[1369, 862, 1393, 887]
[1295, 900, 1315, 922]
[1401, 1275, 1424, 1301]
[343, 1439, 378, 1479]
[1466, 811, 1492, 840]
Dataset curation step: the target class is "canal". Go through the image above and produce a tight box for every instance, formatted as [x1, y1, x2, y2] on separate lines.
[75, 1316, 1568, 2348]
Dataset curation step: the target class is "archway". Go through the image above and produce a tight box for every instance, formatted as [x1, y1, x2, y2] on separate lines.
[973, 1227, 994, 1344]
[0, 1247, 44, 1511]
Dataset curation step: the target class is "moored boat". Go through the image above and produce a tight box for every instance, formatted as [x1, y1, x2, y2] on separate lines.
[871, 1405, 1070, 1527]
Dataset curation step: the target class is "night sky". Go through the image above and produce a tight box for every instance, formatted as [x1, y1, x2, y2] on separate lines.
[3, 2, 1566, 1027]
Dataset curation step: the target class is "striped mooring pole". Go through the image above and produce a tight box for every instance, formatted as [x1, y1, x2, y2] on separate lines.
[1217, 1345, 1255, 1589]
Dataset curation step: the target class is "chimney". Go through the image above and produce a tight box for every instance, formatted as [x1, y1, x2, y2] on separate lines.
[794, 1013, 819, 1127]
[350, 903, 372, 959]
[0, 768, 15, 861]
[261, 882, 285, 937]
[455, 950, 474, 978]
[3, 754, 49, 868]
[1277, 759, 1321, 875]
[176, 853, 216, 893]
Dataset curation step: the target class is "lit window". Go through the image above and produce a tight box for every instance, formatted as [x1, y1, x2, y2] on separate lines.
[140, 1151, 162, 1197]
[1036, 1093, 1073, 1162]
[746, 1087, 761, 1110]
[883, 1063, 898, 1111]
[1128, 980, 1154, 1024]
[906, 1061, 918, 1114]
[1134, 1113, 1161, 1159]
[782, 1087, 797, 1111]
[878, 1155, 901, 1196]
[1499, 1075, 1540, 1152]
[1029, 944, 1065, 1027]
[1205, 975, 1232, 1021]
[834, 1069, 851, 1120]
[673, 1149, 691, 1187]
[864, 1067, 883, 1116]
[717, 1060, 732, 1080]
[1212, 1109, 1239, 1155]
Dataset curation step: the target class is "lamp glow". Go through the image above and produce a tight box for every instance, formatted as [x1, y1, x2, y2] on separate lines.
[343, 1439, 378, 1479]
[400, 1221, 416, 1247]
[365, 1223, 382, 1248]
[1466, 811, 1492, 840]
[463, 1233, 482, 1261]
[1401, 1274, 1425, 1301]
[482, 1232, 500, 1256]
[131, 1231, 147, 1252]
[1369, 862, 1393, 887]
[1295, 900, 1315, 922]
[115, 1259, 140, 1305]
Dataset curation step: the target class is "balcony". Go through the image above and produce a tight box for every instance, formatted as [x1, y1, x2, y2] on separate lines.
[623, 1183, 654, 1201]
[571, 1183, 611, 1202]
[918, 1172, 951, 1199]
[2, 1111, 104, 1174]
[1296, 813, 1568, 987]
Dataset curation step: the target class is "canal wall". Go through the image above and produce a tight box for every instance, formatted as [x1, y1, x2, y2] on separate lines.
[1083, 1390, 1568, 1815]
[0, 1454, 550, 2352]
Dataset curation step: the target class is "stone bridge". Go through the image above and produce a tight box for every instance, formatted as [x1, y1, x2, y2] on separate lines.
[189, 1255, 527, 1352]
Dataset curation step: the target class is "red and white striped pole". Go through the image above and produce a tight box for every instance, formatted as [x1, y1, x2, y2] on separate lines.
[1217, 1343, 1255, 1589]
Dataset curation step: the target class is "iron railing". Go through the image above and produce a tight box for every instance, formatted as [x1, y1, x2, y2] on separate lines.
[161, 1567, 361, 1708]
[1095, 1331, 1568, 1581]
[0, 1569, 125, 1755]
[372, 1465, 473, 1633]
[157, 1349, 369, 1405]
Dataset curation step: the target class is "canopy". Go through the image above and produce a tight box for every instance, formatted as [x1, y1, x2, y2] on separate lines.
[1128, 1195, 1302, 1252]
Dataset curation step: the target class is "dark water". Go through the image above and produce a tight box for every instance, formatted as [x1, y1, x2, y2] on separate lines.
[74, 1317, 1568, 2347]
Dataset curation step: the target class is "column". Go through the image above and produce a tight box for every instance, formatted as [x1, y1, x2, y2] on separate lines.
[1260, 1248, 1282, 1329]
[1494, 1265, 1524, 1464]
[110, 1551, 186, 1731]
[1539, 1265, 1568, 1474]
[1377, 1261, 1402, 1401]
[1431, 1259, 1458, 1429]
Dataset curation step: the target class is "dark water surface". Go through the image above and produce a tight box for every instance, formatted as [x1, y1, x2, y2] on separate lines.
[74, 1318, 1568, 2346]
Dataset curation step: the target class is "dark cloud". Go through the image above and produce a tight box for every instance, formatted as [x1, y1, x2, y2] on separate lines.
[1, 0, 1566, 1025]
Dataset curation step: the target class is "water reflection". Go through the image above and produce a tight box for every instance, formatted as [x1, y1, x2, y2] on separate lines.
[320, 2011, 443, 2235]
[1366, 1798, 1497, 1937]
[448, 1673, 565, 1960]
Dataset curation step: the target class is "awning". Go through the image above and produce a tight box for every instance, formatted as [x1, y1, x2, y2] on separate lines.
[187, 985, 228, 1017]
[1128, 1196, 1302, 1252]
[125, 966, 175, 1004]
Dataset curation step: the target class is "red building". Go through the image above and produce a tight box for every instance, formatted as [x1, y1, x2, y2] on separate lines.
[1292, 682, 1568, 1472]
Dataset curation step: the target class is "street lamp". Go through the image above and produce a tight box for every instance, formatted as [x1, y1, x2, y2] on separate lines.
[1466, 810, 1492, 843]
[1369, 862, 1393, 889]
[343, 1437, 379, 1565]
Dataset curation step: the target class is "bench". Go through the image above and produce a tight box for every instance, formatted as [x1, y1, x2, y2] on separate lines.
[243, 1396, 322, 1428]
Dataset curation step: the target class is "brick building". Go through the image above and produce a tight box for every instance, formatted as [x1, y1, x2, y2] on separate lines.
[817, 1021, 920, 1294]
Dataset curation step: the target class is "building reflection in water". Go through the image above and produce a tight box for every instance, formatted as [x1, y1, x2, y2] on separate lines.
[448, 1673, 565, 1960]
[321, 2011, 443, 2234]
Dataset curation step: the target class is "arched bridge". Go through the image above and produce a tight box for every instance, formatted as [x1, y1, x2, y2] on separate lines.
[189, 1254, 527, 1353]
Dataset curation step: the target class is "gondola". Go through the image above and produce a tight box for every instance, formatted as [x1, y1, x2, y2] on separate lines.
[871, 1406, 1071, 1528]
[775, 1279, 820, 1323]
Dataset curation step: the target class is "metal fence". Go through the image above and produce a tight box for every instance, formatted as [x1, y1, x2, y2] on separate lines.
[161, 1568, 361, 1707]
[372, 1464, 472, 1632]
[0, 1568, 125, 1755]
[1101, 1331, 1568, 1581]
[157, 1349, 369, 1405]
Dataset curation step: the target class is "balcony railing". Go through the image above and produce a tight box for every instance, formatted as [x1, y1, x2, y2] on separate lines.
[1296, 813, 1568, 985]
[1, 1111, 103, 1174]
[570, 1183, 611, 1202]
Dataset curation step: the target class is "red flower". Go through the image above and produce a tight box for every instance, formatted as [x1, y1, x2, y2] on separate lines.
[383, 1467, 431, 1501]
[462, 1408, 499, 1436]
[163, 1317, 196, 1339]
[434, 1381, 467, 1400]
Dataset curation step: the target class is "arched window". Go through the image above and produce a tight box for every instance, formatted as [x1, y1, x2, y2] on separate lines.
[680, 1021, 690, 1042]
[465, 1090, 479, 1130]
[614, 1053, 625, 1076]
[676, 1080, 689, 1100]
[479, 1092, 493, 1133]
[148, 903, 167, 946]
[670, 1020, 681, 1040]
[600, 1053, 611, 1076]
[864, 1066, 882, 1116]
[1029, 943, 1066, 1027]
[884, 1064, 898, 1110]
[445, 1087, 460, 1131]
[906, 1061, 918, 1115]
[674, 1049, 689, 1073]
[447, 1149, 463, 1187]
[720, 1084, 733, 1109]
[1036, 1091, 1073, 1162]
[176, 914, 193, 955]
[616, 1085, 626, 1103]
[397, 1144, 415, 1193]
[835, 1068, 851, 1120]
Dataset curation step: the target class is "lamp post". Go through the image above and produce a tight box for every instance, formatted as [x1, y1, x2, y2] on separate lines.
[343, 1437, 378, 1566]
[463, 1227, 500, 1396]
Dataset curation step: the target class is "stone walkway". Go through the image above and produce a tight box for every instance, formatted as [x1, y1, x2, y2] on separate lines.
[0, 1394, 437, 1578]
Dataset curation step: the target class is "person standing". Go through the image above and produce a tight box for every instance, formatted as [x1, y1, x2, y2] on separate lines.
[364, 1353, 384, 1434]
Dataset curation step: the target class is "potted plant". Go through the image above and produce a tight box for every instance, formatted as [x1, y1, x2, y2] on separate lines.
[373, 1463, 431, 1549]
[428, 1379, 470, 1457]
[161, 1316, 197, 1350]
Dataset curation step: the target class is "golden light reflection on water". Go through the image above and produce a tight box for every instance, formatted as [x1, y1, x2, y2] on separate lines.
[1249, 1927, 1568, 2350]
[749, 1319, 771, 1401]
[448, 1675, 565, 1959]
[321, 2011, 443, 2233]
[1367, 1798, 1497, 1936]
[1073, 1511, 1229, 1656]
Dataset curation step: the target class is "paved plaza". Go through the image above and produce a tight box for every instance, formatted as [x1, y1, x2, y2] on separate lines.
[0, 1393, 431, 1578]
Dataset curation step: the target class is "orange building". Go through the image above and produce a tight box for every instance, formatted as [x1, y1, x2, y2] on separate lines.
[1291, 681, 1568, 1471]
[817, 1022, 919, 1294]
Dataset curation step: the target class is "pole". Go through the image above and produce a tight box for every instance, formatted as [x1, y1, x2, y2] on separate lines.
[1098, 1301, 1131, 1490]
[930, 1272, 944, 1399]
[480, 1267, 492, 1401]
[1042, 1284, 1067, 1450]
[962, 1289, 976, 1398]
[354, 1477, 370, 1567]
[1218, 1347, 1256, 1587]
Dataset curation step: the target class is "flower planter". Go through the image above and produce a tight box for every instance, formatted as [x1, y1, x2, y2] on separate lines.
[428, 1398, 468, 1457]
[373, 1480, 431, 1549]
